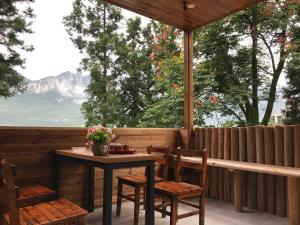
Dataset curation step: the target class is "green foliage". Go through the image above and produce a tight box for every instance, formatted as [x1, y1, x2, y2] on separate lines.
[195, 0, 300, 126]
[64, 0, 123, 127]
[0, 0, 34, 97]
[118, 18, 156, 127]
[283, 25, 300, 124]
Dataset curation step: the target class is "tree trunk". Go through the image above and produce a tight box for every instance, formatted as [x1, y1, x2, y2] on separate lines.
[249, 11, 259, 126]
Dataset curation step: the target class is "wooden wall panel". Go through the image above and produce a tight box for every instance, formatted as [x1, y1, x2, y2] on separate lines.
[0, 127, 179, 208]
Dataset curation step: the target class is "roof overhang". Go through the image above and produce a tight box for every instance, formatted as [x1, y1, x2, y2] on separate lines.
[104, 0, 264, 31]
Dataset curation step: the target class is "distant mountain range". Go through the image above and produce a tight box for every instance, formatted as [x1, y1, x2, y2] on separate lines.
[0, 71, 286, 127]
[0, 71, 90, 127]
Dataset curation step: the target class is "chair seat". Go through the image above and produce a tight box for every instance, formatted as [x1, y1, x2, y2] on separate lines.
[118, 175, 164, 186]
[155, 181, 203, 197]
[17, 185, 56, 208]
[4, 199, 87, 225]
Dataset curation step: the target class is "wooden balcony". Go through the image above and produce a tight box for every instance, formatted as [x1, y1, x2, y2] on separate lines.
[0, 126, 299, 225]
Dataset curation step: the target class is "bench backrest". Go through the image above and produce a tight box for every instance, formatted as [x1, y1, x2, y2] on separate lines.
[174, 148, 208, 188]
[0, 159, 20, 225]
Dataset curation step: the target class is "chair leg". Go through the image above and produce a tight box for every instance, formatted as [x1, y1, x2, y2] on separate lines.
[116, 180, 122, 217]
[170, 197, 178, 225]
[143, 187, 146, 210]
[134, 186, 141, 225]
[162, 197, 167, 218]
[199, 195, 205, 225]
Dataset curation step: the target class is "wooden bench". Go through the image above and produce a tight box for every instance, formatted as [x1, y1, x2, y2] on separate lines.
[0, 159, 88, 225]
[180, 157, 300, 225]
[0, 159, 56, 208]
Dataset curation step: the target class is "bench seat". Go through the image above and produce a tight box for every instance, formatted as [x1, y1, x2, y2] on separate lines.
[4, 199, 87, 225]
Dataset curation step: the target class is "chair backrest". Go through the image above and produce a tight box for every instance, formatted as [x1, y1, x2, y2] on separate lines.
[146, 145, 170, 179]
[0, 159, 20, 225]
[174, 147, 208, 189]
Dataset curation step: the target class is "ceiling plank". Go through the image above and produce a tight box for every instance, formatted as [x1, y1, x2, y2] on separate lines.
[104, 0, 264, 31]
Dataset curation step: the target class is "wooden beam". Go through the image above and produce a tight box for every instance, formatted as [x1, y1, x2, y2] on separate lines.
[184, 31, 194, 148]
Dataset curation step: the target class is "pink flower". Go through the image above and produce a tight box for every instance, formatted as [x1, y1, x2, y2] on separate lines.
[210, 95, 218, 105]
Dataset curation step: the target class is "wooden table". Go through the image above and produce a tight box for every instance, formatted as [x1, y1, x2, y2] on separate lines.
[54, 148, 156, 225]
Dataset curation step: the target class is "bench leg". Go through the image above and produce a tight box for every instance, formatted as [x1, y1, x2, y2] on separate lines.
[288, 177, 300, 225]
[234, 170, 243, 212]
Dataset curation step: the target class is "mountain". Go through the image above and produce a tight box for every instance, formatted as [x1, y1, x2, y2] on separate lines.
[0, 71, 90, 127]
[27, 71, 90, 103]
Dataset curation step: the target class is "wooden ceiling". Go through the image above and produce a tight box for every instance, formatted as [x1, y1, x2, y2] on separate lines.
[104, 0, 264, 31]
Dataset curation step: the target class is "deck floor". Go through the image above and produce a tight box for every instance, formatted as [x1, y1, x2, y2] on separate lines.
[85, 198, 288, 225]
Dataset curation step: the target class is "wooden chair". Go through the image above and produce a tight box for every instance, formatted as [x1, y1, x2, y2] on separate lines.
[0, 159, 87, 225]
[0, 156, 56, 208]
[116, 145, 170, 225]
[154, 148, 208, 225]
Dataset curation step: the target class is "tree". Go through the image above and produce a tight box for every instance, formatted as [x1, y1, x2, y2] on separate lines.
[64, 0, 124, 127]
[283, 25, 300, 124]
[195, 0, 300, 126]
[118, 18, 156, 127]
[140, 25, 215, 128]
[0, 0, 34, 97]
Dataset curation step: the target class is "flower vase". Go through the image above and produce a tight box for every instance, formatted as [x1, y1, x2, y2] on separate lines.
[91, 143, 109, 156]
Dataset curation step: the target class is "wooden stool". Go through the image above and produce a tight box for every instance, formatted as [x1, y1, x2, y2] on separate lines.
[116, 146, 170, 225]
[0, 159, 87, 225]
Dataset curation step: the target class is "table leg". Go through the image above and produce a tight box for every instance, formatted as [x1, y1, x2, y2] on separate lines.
[103, 165, 113, 225]
[145, 161, 155, 225]
[88, 164, 95, 212]
[53, 154, 60, 199]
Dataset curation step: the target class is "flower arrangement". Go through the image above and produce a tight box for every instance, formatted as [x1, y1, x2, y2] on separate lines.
[86, 125, 114, 156]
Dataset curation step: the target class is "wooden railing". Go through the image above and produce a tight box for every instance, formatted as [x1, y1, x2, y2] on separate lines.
[0, 125, 298, 218]
[0, 127, 179, 209]
[193, 125, 300, 217]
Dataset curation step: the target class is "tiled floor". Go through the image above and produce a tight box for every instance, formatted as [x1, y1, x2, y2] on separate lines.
[86, 198, 288, 225]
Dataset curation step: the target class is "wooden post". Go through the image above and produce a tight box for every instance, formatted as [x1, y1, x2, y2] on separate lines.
[274, 125, 286, 217]
[255, 125, 266, 212]
[184, 30, 194, 149]
[218, 128, 224, 201]
[246, 126, 257, 210]
[288, 177, 300, 225]
[264, 127, 275, 214]
[238, 128, 247, 207]
[234, 170, 243, 212]
[210, 128, 218, 198]
[288, 125, 300, 225]
[224, 128, 231, 202]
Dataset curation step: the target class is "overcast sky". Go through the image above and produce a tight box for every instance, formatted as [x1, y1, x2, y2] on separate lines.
[17, 0, 146, 80]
